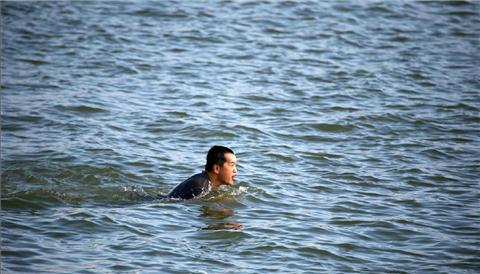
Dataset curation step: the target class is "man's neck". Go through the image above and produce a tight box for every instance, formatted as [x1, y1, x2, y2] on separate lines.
[206, 171, 221, 189]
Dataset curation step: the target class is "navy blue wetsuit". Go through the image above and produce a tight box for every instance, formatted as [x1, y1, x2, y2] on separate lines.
[166, 171, 211, 200]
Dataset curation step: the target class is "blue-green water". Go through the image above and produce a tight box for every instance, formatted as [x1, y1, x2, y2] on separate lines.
[1, 1, 479, 273]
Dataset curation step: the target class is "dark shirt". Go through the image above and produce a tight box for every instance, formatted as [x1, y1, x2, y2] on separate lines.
[167, 171, 211, 200]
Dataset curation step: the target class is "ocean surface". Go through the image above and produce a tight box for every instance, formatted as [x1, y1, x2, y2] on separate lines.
[1, 1, 479, 273]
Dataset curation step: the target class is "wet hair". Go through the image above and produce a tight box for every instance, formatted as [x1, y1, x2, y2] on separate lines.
[205, 145, 234, 172]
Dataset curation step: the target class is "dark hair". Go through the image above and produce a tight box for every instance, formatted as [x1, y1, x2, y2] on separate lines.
[205, 145, 234, 172]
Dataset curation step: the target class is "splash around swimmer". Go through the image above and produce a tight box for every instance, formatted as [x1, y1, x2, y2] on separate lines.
[162, 145, 237, 200]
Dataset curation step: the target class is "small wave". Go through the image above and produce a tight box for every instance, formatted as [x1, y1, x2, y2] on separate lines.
[178, 34, 225, 44]
[15, 57, 51, 66]
[421, 148, 459, 160]
[265, 151, 296, 162]
[202, 223, 243, 230]
[297, 246, 355, 262]
[178, 125, 238, 139]
[390, 35, 410, 43]
[366, 4, 394, 14]
[301, 151, 342, 160]
[200, 185, 250, 202]
[1, 197, 47, 211]
[124, 185, 249, 204]
[312, 123, 355, 132]
[217, 53, 256, 60]
[233, 124, 268, 135]
[310, 184, 334, 193]
[124, 185, 164, 201]
[232, 186, 249, 196]
[54, 104, 107, 114]
[263, 27, 289, 34]
[2, 114, 45, 123]
[2, 189, 82, 209]
[244, 94, 277, 102]
[129, 8, 189, 19]
[1, 185, 168, 209]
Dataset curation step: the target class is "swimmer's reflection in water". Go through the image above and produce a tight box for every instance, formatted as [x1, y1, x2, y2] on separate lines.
[160, 145, 237, 200]
[200, 206, 243, 231]
[201, 205, 234, 218]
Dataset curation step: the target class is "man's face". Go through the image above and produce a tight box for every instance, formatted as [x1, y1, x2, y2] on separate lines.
[218, 153, 237, 186]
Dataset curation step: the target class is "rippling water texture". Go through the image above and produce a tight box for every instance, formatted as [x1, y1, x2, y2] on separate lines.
[2, 1, 480, 273]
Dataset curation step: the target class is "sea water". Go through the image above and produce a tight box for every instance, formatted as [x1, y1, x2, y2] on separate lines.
[1, 1, 479, 273]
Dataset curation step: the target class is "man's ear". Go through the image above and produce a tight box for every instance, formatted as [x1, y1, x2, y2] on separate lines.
[213, 164, 221, 174]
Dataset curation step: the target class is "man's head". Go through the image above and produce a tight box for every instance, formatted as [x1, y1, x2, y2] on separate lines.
[205, 145, 237, 186]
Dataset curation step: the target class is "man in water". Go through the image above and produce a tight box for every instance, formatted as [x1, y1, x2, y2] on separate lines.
[165, 145, 237, 200]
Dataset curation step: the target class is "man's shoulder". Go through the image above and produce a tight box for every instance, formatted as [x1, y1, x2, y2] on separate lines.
[186, 171, 209, 187]
[168, 171, 210, 199]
